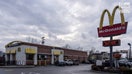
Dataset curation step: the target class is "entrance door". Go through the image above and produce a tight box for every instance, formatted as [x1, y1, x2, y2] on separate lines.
[26, 54, 34, 65]
[54, 55, 59, 63]
[6, 54, 10, 65]
[12, 54, 16, 65]
[51, 49, 64, 64]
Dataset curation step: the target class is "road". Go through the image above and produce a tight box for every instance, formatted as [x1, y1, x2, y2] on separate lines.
[0, 64, 117, 74]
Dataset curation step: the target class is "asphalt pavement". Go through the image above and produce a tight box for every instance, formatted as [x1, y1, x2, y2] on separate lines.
[0, 64, 117, 74]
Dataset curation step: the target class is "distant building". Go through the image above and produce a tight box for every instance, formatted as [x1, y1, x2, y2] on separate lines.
[5, 41, 88, 66]
[0, 51, 4, 56]
[0, 51, 5, 65]
[88, 52, 109, 64]
[120, 50, 128, 58]
[120, 50, 128, 53]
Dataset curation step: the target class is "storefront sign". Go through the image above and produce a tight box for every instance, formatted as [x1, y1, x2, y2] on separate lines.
[98, 22, 127, 37]
[25, 48, 36, 54]
[53, 50, 61, 55]
[103, 39, 121, 47]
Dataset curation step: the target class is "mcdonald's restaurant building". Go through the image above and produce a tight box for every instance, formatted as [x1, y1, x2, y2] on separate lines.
[5, 41, 88, 66]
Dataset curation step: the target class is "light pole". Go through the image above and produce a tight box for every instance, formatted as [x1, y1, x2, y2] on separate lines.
[42, 37, 45, 44]
[128, 43, 131, 59]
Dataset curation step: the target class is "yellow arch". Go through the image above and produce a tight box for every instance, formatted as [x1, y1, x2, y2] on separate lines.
[5, 41, 22, 48]
[111, 6, 125, 25]
[99, 9, 112, 29]
[99, 5, 125, 29]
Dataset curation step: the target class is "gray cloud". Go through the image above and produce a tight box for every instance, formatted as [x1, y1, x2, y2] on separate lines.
[0, 0, 132, 52]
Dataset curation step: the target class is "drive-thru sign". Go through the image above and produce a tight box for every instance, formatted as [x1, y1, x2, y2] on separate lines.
[103, 39, 121, 47]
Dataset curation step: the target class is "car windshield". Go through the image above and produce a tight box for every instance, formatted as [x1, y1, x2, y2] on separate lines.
[60, 61, 64, 62]
[119, 58, 128, 62]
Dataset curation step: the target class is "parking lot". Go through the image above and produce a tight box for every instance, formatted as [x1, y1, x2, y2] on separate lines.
[0, 64, 117, 74]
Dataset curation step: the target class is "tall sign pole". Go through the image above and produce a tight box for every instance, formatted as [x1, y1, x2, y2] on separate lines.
[97, 5, 128, 68]
[110, 36, 113, 68]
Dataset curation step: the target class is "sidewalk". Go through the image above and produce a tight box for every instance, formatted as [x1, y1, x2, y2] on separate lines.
[0, 65, 35, 68]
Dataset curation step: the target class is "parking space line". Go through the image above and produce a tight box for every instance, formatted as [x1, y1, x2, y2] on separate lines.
[4, 69, 13, 72]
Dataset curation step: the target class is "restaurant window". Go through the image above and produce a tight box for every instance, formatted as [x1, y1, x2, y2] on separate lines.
[26, 54, 34, 60]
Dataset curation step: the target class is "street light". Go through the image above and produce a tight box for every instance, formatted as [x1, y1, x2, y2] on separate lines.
[128, 43, 131, 59]
[42, 37, 45, 44]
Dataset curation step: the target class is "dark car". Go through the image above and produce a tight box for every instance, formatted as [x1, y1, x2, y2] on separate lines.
[84, 61, 90, 64]
[102, 60, 115, 67]
[118, 58, 130, 67]
[73, 60, 79, 65]
[89, 60, 96, 64]
[55, 61, 65, 66]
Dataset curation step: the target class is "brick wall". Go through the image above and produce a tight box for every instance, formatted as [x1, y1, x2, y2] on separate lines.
[22, 42, 88, 64]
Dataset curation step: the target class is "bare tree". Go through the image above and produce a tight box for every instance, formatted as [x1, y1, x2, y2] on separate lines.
[77, 46, 83, 51]
[89, 47, 96, 54]
[63, 44, 71, 49]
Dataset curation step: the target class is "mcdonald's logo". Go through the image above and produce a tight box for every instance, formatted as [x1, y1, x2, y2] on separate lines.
[97, 6, 128, 37]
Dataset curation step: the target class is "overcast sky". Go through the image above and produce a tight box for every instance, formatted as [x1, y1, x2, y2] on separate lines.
[0, 0, 131, 52]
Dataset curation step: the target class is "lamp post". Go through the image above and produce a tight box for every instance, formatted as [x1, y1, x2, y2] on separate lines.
[128, 43, 131, 59]
[42, 37, 45, 44]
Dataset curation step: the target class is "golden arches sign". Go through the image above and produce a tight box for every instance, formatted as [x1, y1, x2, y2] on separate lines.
[97, 5, 128, 37]
[99, 6, 125, 29]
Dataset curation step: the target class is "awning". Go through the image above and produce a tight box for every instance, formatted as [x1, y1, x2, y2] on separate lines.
[10, 49, 16, 54]
[6, 50, 10, 54]
[25, 48, 36, 54]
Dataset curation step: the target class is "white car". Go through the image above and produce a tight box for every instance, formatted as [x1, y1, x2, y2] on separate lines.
[65, 59, 73, 65]
[118, 58, 131, 67]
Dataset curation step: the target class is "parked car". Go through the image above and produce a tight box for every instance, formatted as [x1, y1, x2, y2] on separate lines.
[117, 58, 132, 68]
[128, 59, 132, 67]
[72, 59, 79, 65]
[55, 61, 65, 66]
[65, 59, 73, 65]
[119, 59, 128, 66]
[84, 61, 90, 64]
[102, 59, 115, 67]
[89, 59, 96, 64]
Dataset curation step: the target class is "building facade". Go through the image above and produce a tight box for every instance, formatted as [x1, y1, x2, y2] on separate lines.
[5, 41, 88, 66]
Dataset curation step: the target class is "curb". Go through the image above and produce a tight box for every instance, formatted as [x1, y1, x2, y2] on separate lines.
[0, 66, 35, 68]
